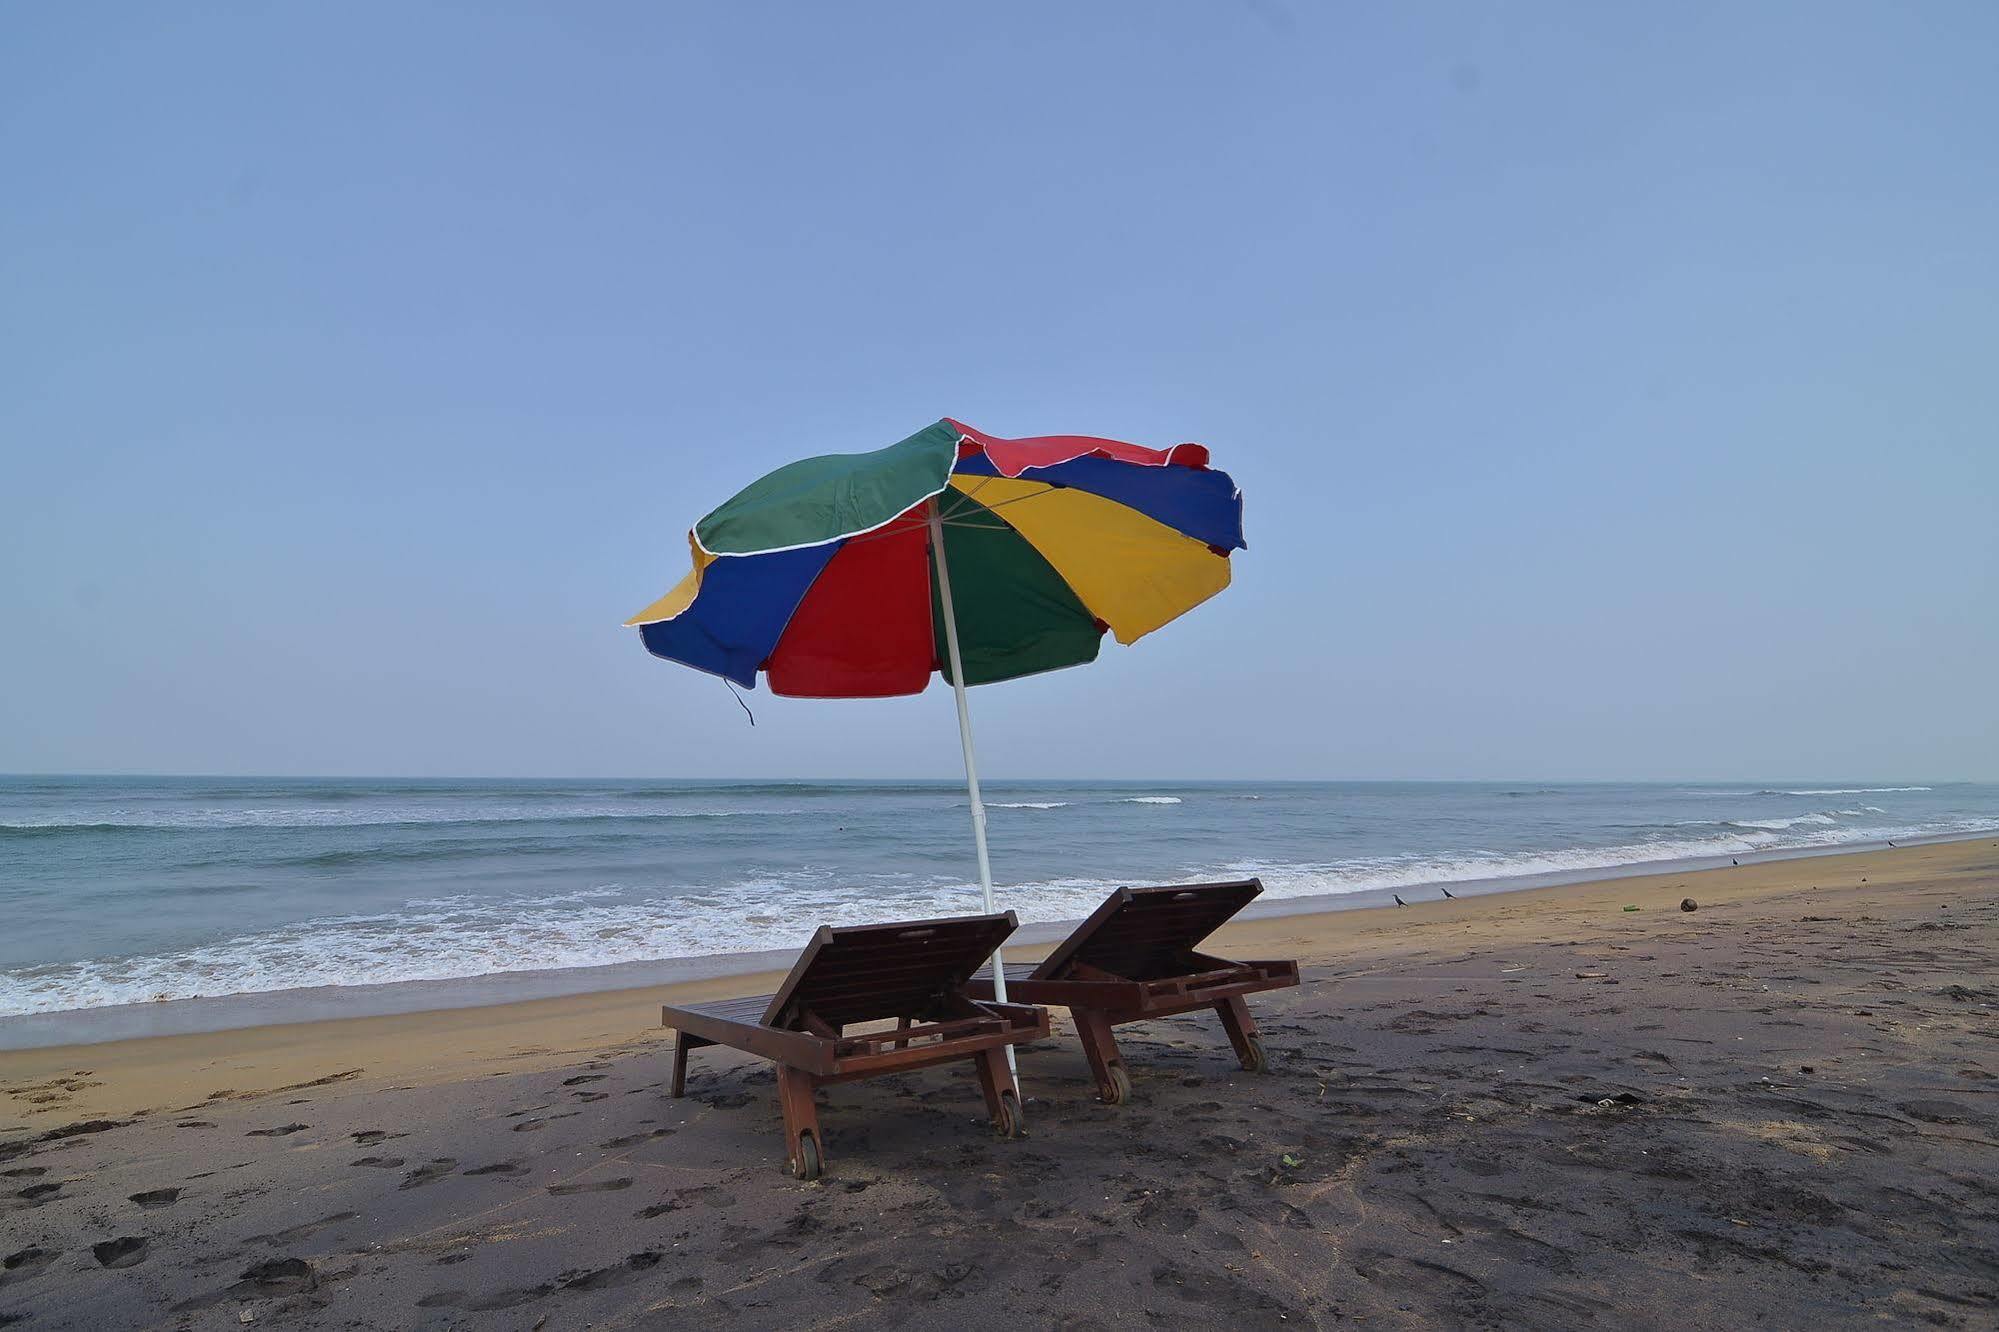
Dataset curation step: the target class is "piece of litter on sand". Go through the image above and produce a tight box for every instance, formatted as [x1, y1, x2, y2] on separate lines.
[1575, 972, 1608, 979]
[1622, 905, 1640, 912]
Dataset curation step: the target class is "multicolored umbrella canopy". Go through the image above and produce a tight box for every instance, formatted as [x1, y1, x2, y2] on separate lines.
[626, 419, 1245, 694]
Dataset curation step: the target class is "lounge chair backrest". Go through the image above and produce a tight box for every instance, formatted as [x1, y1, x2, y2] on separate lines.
[1032, 879, 1263, 983]
[762, 912, 1018, 1031]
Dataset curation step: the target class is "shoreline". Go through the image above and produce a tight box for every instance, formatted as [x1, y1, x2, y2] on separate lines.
[3, 835, 1992, 1128]
[0, 828, 1986, 1054]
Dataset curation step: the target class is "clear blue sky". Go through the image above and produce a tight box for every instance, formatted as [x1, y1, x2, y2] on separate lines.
[3, 3, 1994, 780]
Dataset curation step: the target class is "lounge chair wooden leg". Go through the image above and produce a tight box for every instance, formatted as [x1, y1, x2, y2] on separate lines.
[892, 1015, 912, 1050]
[972, 1047, 1023, 1137]
[776, 1065, 824, 1179]
[669, 1030, 692, 1098]
[1215, 995, 1268, 1072]
[1074, 1010, 1132, 1104]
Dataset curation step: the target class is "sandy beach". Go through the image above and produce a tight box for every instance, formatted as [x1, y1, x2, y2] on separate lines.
[2, 838, 1995, 1328]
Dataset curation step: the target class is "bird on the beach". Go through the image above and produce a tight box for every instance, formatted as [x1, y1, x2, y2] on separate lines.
[1731, 858, 1738, 866]
[1441, 887, 1456, 900]
[1393, 894, 1407, 907]
[1887, 841, 1896, 847]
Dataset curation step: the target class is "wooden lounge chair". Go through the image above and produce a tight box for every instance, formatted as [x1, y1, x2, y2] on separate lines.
[966, 879, 1298, 1104]
[662, 911, 1049, 1179]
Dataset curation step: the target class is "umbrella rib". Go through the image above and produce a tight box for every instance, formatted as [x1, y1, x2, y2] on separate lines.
[952, 484, 1059, 517]
[826, 482, 1061, 548]
[934, 485, 989, 520]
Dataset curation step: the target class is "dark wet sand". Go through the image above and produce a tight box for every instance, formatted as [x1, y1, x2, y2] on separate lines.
[2, 840, 1996, 1329]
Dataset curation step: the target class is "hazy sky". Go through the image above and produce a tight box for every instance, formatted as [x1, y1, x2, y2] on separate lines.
[3, 4, 1994, 781]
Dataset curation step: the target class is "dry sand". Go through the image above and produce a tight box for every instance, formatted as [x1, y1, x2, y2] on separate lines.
[2, 839, 1995, 1329]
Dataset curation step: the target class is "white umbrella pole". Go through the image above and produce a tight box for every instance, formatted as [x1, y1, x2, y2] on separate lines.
[926, 501, 1018, 1080]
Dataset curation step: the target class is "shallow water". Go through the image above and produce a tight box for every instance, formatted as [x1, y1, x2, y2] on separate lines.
[3, 775, 1995, 1018]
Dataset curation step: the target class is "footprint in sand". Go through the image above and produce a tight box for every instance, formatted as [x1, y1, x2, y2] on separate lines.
[1, 1168, 46, 1179]
[417, 1283, 555, 1312]
[653, 1184, 734, 1211]
[557, 1251, 661, 1290]
[170, 1256, 324, 1313]
[399, 1159, 459, 1190]
[351, 1156, 405, 1169]
[15, 1182, 62, 1203]
[462, 1161, 528, 1177]
[351, 1130, 404, 1145]
[37, 1119, 124, 1142]
[91, 1237, 150, 1269]
[547, 1177, 633, 1195]
[247, 1213, 359, 1248]
[561, 1074, 607, 1087]
[245, 1123, 309, 1138]
[417, 1252, 663, 1311]
[599, 1129, 675, 1150]
[2, 1247, 59, 1287]
[230, 1257, 317, 1298]
[128, 1188, 181, 1209]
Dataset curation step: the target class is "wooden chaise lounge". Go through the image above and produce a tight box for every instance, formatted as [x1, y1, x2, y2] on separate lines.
[662, 912, 1049, 1179]
[966, 879, 1298, 1103]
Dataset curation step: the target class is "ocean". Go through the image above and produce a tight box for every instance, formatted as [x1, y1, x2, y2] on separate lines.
[3, 776, 1995, 1036]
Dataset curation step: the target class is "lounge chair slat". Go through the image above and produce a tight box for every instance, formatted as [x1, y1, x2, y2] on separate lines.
[760, 913, 1017, 1029]
[669, 994, 779, 1021]
[1034, 879, 1264, 982]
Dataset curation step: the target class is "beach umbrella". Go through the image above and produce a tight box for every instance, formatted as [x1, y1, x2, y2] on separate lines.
[626, 418, 1245, 1035]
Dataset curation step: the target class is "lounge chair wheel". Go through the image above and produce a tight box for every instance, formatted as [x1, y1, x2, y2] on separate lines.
[995, 1089, 1024, 1138]
[792, 1132, 822, 1181]
[1102, 1064, 1131, 1105]
[1241, 1035, 1269, 1074]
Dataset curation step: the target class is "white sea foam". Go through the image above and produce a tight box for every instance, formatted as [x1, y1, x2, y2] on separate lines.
[1686, 787, 1932, 797]
[986, 802, 1069, 810]
[1120, 796, 1183, 804]
[1219, 820, 1998, 904]
[1728, 813, 1839, 831]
